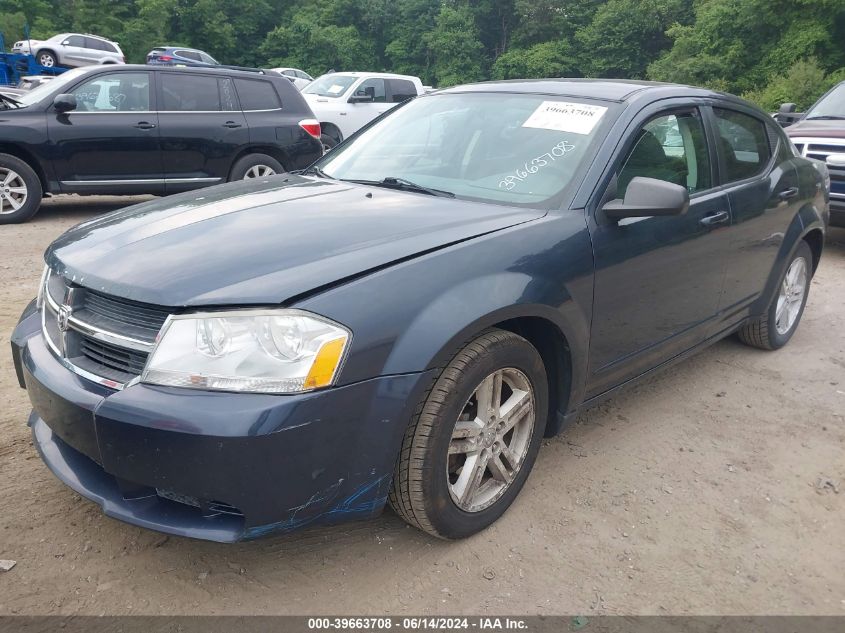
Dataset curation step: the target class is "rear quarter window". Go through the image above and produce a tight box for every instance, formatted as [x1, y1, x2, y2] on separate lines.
[234, 78, 282, 111]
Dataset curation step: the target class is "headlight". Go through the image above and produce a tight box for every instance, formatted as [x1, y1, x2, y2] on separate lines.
[36, 265, 49, 310]
[141, 309, 351, 394]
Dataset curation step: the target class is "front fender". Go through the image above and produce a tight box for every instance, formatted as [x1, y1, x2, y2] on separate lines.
[296, 214, 595, 414]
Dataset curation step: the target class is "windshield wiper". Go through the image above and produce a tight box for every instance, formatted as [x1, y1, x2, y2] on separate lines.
[805, 115, 845, 120]
[0, 93, 21, 108]
[292, 165, 332, 178]
[344, 176, 455, 198]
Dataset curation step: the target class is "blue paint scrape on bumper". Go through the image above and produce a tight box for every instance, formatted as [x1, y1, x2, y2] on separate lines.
[13, 306, 434, 542]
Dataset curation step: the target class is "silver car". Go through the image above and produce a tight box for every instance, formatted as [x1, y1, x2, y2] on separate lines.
[269, 67, 313, 90]
[12, 33, 125, 68]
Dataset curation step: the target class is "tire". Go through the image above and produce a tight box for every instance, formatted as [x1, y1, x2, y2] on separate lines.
[320, 134, 338, 153]
[229, 154, 284, 181]
[737, 240, 813, 350]
[37, 50, 57, 68]
[389, 329, 548, 539]
[0, 153, 42, 224]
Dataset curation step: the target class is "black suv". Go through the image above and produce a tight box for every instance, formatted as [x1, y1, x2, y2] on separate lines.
[0, 65, 323, 223]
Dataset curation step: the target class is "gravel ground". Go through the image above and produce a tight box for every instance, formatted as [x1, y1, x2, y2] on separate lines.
[1, 195, 843, 616]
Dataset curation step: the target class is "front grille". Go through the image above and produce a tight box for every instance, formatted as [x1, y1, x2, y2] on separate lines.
[156, 489, 245, 518]
[791, 138, 845, 207]
[41, 270, 171, 388]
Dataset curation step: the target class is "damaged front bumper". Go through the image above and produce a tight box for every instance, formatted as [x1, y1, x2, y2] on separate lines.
[12, 301, 434, 542]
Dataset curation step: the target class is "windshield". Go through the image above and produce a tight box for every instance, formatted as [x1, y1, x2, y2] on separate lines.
[316, 92, 614, 207]
[302, 74, 357, 98]
[805, 83, 845, 119]
[15, 67, 91, 107]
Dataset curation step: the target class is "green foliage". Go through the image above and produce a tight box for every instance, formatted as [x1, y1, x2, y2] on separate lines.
[492, 40, 578, 79]
[742, 58, 845, 111]
[424, 4, 486, 87]
[0, 0, 842, 109]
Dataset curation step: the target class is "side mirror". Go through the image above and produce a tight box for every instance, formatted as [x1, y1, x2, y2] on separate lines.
[775, 103, 801, 127]
[349, 88, 375, 103]
[826, 153, 845, 168]
[53, 93, 77, 113]
[61, 40, 71, 46]
[779, 103, 797, 114]
[602, 177, 689, 220]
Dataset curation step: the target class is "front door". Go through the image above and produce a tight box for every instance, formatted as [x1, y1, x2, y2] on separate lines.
[586, 108, 731, 397]
[157, 72, 249, 193]
[47, 71, 165, 195]
[343, 78, 393, 138]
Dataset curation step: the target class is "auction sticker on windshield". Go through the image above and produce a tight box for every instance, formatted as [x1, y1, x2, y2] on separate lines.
[522, 101, 607, 135]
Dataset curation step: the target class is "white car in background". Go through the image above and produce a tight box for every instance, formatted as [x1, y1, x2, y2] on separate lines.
[301, 72, 424, 151]
[12, 33, 124, 68]
[269, 67, 313, 90]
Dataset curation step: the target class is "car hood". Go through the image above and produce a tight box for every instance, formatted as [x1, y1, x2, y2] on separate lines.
[47, 176, 544, 307]
[786, 119, 845, 139]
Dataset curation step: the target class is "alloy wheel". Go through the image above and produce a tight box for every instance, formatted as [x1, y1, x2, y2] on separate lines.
[775, 257, 808, 335]
[39, 54, 54, 67]
[243, 165, 276, 179]
[447, 367, 535, 513]
[0, 168, 28, 215]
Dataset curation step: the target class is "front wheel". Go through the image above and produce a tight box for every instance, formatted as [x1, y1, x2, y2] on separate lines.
[737, 240, 813, 350]
[38, 51, 57, 67]
[0, 153, 42, 224]
[389, 329, 548, 539]
[320, 133, 338, 153]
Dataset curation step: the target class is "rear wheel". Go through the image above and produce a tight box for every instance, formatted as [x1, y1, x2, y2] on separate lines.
[320, 133, 338, 153]
[389, 329, 548, 539]
[37, 50, 57, 67]
[229, 154, 284, 181]
[0, 154, 42, 224]
[737, 241, 813, 350]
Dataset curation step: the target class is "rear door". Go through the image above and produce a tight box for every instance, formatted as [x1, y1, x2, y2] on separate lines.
[707, 106, 803, 331]
[586, 105, 731, 397]
[157, 72, 249, 192]
[47, 70, 164, 194]
[60, 35, 90, 66]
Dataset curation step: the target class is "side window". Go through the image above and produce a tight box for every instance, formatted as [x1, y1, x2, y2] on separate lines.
[200, 52, 217, 64]
[389, 79, 417, 103]
[161, 74, 221, 111]
[234, 78, 281, 110]
[65, 35, 85, 47]
[354, 78, 386, 103]
[282, 70, 296, 77]
[71, 72, 150, 112]
[713, 108, 771, 182]
[85, 38, 110, 51]
[218, 77, 238, 111]
[298, 71, 312, 81]
[176, 50, 202, 62]
[618, 111, 711, 197]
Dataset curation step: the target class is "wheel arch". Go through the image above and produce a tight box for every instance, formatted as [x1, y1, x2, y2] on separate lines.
[378, 272, 588, 438]
[0, 144, 49, 192]
[319, 121, 343, 144]
[802, 227, 824, 274]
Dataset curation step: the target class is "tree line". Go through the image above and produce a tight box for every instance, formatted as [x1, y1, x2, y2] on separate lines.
[2, 0, 844, 110]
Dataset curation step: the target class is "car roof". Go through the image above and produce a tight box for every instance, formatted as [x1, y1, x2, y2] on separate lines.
[437, 78, 737, 104]
[78, 64, 274, 78]
[322, 72, 420, 82]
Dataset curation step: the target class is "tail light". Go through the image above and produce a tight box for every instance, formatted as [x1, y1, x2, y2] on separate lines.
[157, 55, 173, 62]
[298, 119, 321, 140]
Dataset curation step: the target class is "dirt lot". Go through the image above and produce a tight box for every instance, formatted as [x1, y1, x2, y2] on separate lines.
[0, 195, 843, 616]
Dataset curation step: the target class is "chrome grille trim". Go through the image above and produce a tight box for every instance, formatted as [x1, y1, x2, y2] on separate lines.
[40, 270, 171, 389]
[791, 137, 845, 201]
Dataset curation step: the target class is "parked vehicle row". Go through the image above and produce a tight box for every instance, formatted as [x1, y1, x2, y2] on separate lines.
[0, 64, 322, 223]
[10, 77, 830, 542]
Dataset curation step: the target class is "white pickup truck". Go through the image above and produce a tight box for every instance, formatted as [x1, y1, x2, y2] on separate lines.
[301, 72, 425, 151]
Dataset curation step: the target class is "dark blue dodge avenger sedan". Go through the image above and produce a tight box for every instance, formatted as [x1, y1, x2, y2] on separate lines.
[12, 79, 829, 542]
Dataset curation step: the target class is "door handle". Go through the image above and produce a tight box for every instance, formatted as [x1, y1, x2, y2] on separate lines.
[133, 121, 156, 130]
[778, 186, 799, 201]
[222, 121, 242, 128]
[700, 210, 729, 227]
